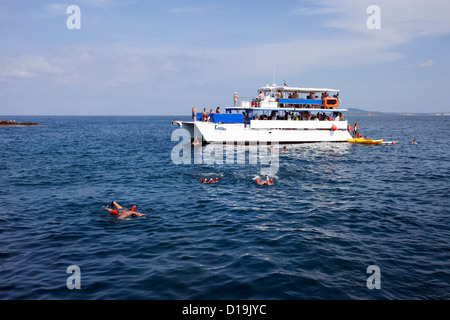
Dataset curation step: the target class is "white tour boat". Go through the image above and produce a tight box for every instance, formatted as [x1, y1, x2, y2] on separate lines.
[172, 84, 353, 144]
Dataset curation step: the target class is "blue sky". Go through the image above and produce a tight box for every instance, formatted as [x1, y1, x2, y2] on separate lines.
[1, 0, 450, 115]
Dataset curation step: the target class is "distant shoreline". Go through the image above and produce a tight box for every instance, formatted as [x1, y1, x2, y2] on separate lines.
[0, 119, 38, 126]
[346, 108, 450, 116]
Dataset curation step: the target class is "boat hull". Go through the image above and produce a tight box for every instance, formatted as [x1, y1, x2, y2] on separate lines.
[177, 121, 353, 144]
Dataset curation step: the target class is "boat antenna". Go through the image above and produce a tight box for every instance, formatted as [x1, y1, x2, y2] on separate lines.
[272, 62, 276, 85]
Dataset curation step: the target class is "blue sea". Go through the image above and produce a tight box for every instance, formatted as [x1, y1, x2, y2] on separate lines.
[0, 115, 449, 300]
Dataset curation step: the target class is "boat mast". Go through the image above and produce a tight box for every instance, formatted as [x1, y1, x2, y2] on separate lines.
[272, 62, 276, 86]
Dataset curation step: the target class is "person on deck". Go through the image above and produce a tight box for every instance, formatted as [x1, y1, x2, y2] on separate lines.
[276, 91, 282, 101]
[256, 91, 264, 107]
[202, 108, 209, 122]
[192, 106, 197, 121]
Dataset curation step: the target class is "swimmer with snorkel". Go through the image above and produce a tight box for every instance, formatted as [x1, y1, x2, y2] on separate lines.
[200, 177, 219, 184]
[104, 201, 145, 219]
[268, 146, 288, 151]
[255, 174, 274, 186]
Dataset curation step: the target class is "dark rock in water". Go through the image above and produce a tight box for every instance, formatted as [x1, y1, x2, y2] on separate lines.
[0, 120, 38, 126]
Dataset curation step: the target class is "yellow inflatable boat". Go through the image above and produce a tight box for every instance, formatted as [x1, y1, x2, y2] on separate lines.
[347, 138, 383, 145]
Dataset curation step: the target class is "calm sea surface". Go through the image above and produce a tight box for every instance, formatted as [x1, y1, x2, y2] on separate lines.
[0, 115, 449, 299]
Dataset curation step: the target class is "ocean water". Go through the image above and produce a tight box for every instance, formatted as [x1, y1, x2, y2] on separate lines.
[0, 115, 449, 300]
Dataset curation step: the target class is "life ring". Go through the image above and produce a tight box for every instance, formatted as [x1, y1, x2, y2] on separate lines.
[322, 97, 338, 108]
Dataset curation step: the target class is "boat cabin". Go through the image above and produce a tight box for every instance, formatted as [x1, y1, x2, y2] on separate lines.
[246, 85, 340, 109]
[195, 85, 346, 125]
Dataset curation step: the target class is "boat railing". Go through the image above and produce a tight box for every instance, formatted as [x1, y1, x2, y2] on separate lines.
[236, 97, 256, 108]
[249, 119, 348, 130]
[235, 97, 341, 110]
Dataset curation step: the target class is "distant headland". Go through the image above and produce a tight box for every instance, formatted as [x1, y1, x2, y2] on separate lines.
[0, 119, 38, 126]
[346, 108, 450, 116]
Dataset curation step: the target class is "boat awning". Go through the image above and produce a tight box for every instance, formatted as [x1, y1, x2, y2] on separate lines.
[226, 107, 348, 112]
[278, 98, 323, 105]
[258, 86, 339, 93]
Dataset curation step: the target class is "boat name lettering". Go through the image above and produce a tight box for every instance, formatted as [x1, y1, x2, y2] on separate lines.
[214, 125, 226, 131]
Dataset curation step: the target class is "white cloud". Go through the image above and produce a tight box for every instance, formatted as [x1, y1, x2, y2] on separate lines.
[0, 46, 212, 89]
[45, 3, 69, 15]
[295, 0, 450, 38]
[78, 0, 139, 7]
[45, 0, 137, 15]
[2, 1, 448, 92]
[0, 55, 66, 79]
[161, 0, 449, 82]
[166, 5, 223, 14]
[419, 59, 434, 67]
[259, 0, 448, 77]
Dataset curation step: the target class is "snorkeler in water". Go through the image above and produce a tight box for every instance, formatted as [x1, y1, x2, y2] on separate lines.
[104, 201, 145, 219]
[268, 146, 288, 151]
[255, 174, 274, 186]
[200, 177, 219, 184]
